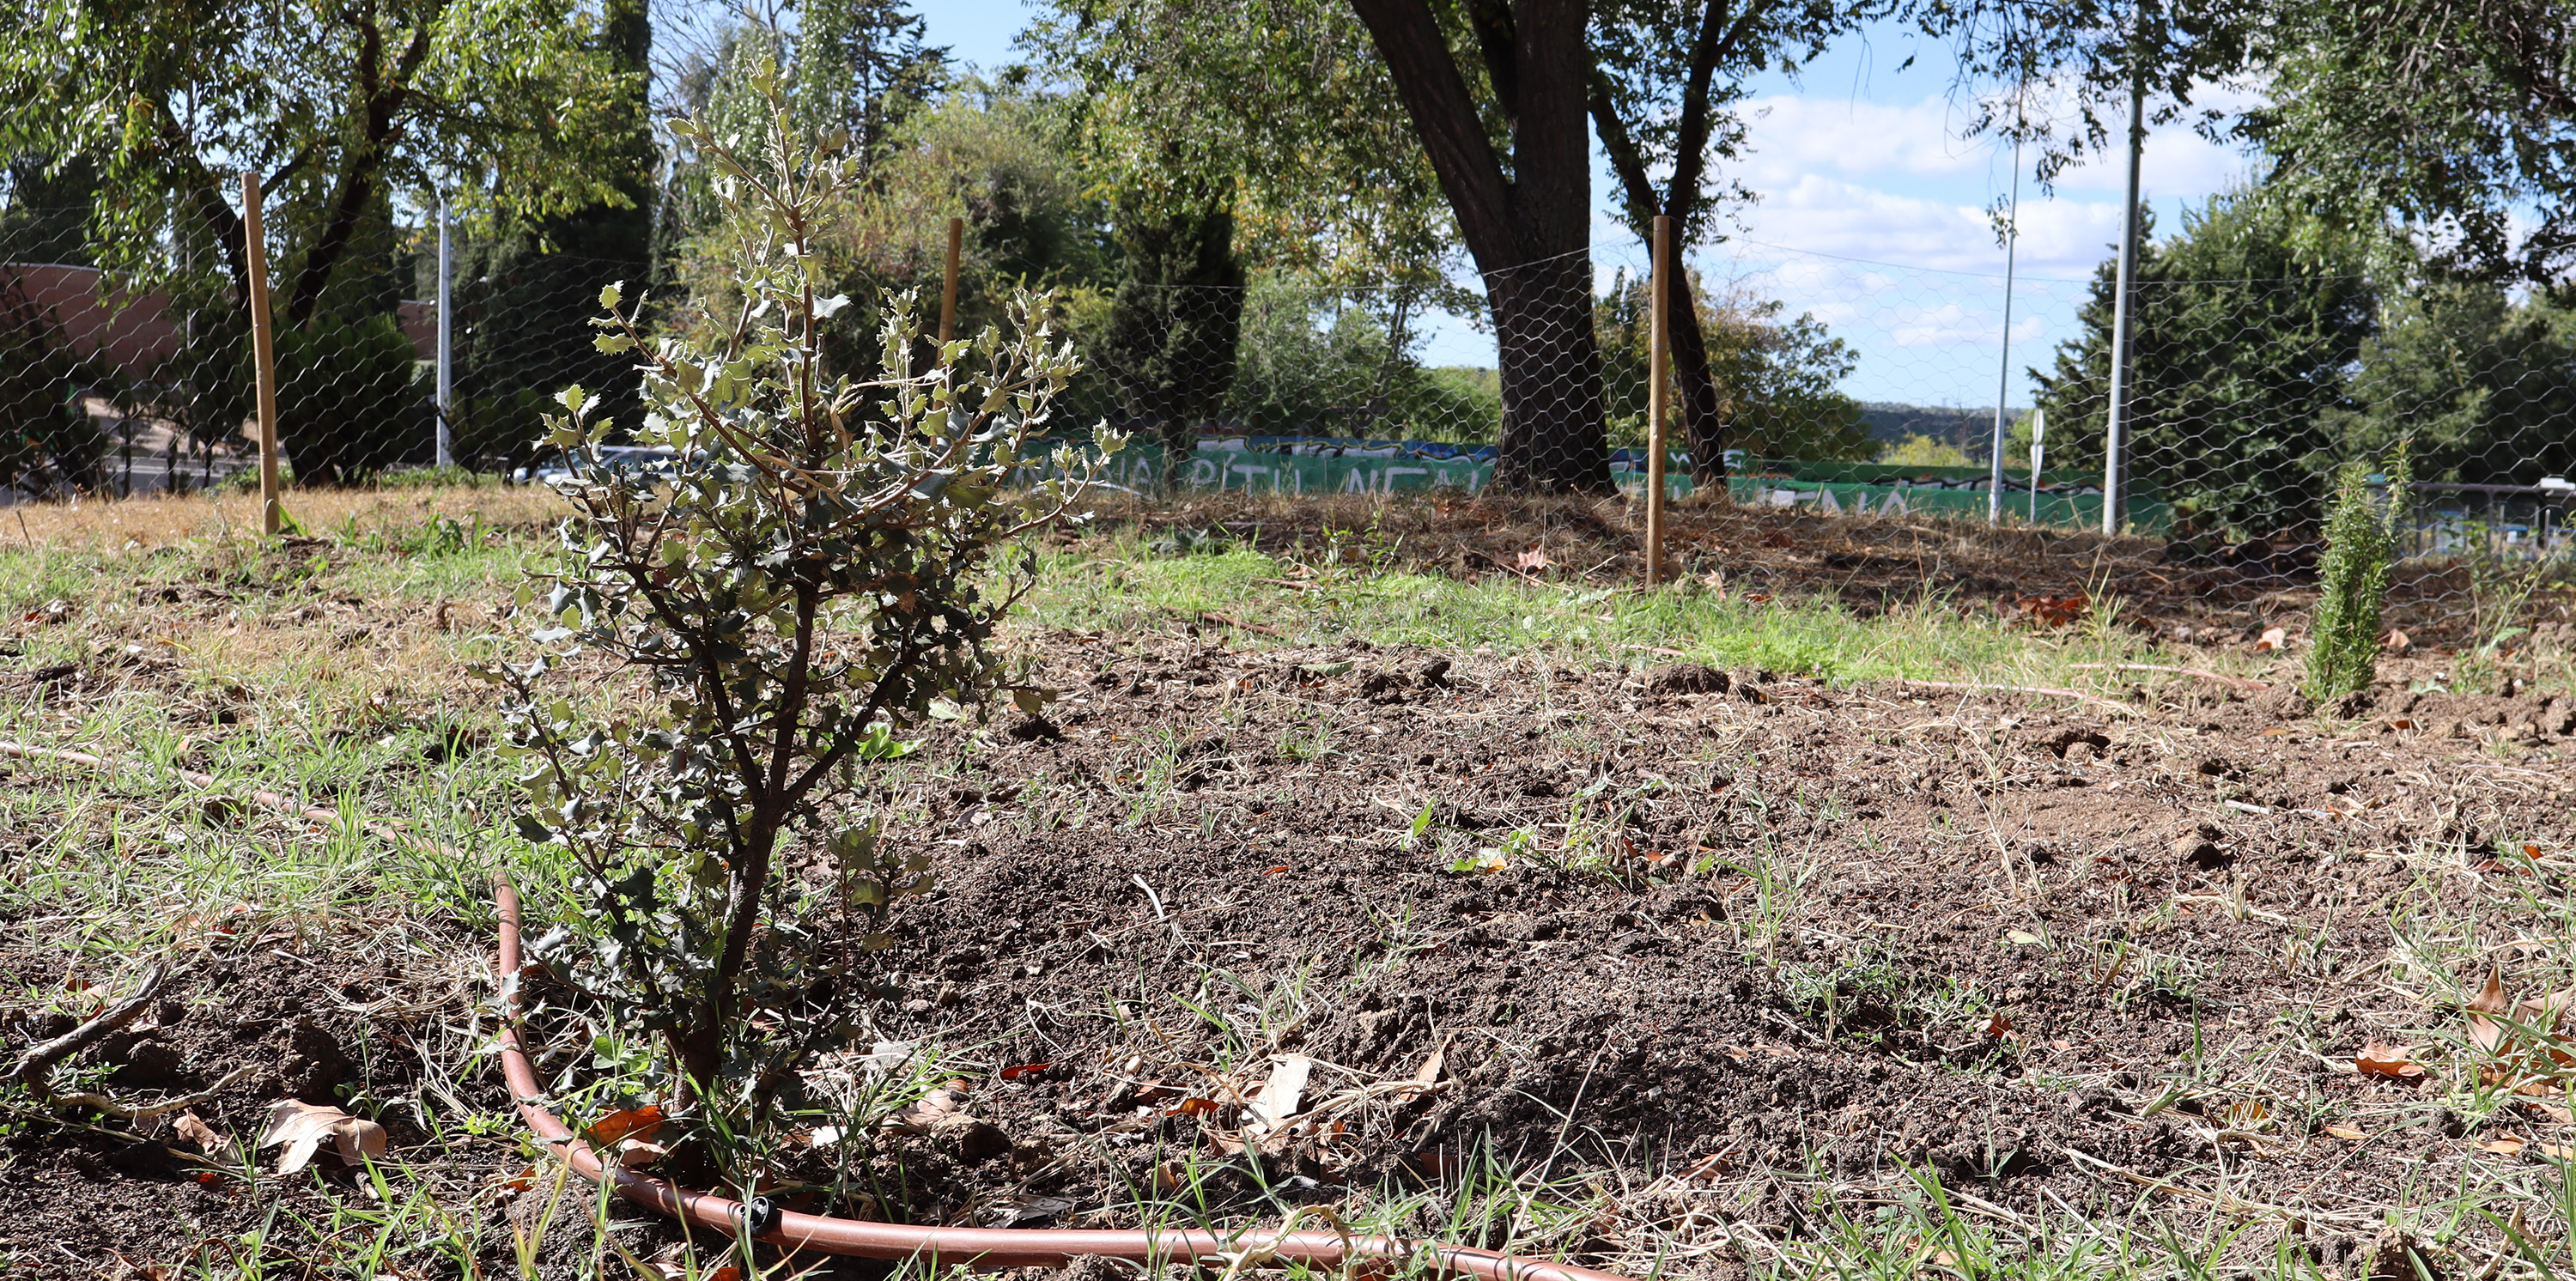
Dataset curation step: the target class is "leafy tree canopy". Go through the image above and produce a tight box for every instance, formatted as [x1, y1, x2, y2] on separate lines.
[0, 0, 645, 321]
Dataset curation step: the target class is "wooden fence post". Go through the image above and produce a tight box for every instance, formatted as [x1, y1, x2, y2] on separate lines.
[243, 171, 281, 537]
[1644, 215, 1672, 586]
[939, 216, 963, 346]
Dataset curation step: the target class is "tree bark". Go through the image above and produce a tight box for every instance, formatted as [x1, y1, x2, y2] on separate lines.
[287, 6, 435, 329]
[1347, 0, 1607, 493]
[1586, 0, 1776, 492]
[1663, 267, 1730, 488]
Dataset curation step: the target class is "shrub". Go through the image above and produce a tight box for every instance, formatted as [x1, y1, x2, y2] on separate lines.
[483, 96, 1116, 1165]
[270, 313, 429, 484]
[2306, 447, 2409, 700]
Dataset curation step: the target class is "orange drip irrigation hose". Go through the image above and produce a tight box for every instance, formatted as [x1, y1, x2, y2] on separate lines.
[0, 740, 1645, 1281]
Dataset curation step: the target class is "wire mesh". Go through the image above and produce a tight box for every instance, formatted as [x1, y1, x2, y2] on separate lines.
[5, 193, 2572, 634]
[0, 207, 627, 500]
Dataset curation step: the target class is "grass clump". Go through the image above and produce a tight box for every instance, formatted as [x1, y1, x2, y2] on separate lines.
[2306, 447, 2407, 701]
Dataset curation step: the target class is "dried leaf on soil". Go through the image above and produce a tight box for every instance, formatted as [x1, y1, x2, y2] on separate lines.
[1680, 1153, 1730, 1180]
[2482, 1136, 2529, 1155]
[2323, 1124, 2367, 1140]
[171, 1111, 235, 1162]
[2356, 1043, 2427, 1078]
[1245, 1054, 1313, 1132]
[2016, 595, 2088, 628]
[1412, 1042, 1446, 1086]
[2472, 966, 2511, 1053]
[586, 1104, 664, 1144]
[257, 1100, 386, 1174]
[887, 1089, 965, 1131]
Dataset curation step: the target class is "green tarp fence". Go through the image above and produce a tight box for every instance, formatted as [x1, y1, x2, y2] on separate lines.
[1026, 442, 2170, 531]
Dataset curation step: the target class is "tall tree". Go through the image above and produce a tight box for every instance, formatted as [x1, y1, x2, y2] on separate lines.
[2330, 276, 2576, 487]
[2030, 196, 2378, 540]
[1589, 0, 1880, 486]
[2245, 0, 2576, 289]
[1030, 0, 1454, 483]
[1098, 192, 1247, 489]
[0, 0, 640, 324]
[1345, 0, 1607, 490]
[441, 0, 658, 470]
[1929, 0, 2575, 288]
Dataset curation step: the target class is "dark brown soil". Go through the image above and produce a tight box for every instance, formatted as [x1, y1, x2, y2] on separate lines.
[1108, 490, 2576, 649]
[823, 634, 2576, 1271]
[8, 523, 2576, 1276]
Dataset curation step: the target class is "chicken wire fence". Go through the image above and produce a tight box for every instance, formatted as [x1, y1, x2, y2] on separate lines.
[0, 209, 635, 500]
[8, 203, 2573, 633]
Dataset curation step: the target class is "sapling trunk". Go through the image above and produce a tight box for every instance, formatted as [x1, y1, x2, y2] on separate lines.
[484, 76, 1121, 1175]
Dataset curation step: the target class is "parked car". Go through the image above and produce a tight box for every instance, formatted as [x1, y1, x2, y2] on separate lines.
[513, 445, 684, 486]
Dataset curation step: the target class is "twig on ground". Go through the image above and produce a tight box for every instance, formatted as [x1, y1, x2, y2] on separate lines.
[2069, 662, 2269, 692]
[1894, 679, 2143, 717]
[9, 963, 171, 1099]
[52, 1064, 258, 1122]
[1170, 608, 1284, 638]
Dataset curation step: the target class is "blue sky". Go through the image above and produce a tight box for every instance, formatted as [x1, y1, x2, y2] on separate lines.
[920, 1, 2261, 409]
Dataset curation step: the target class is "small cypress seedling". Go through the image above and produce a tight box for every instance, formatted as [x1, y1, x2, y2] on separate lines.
[2306, 447, 2409, 701]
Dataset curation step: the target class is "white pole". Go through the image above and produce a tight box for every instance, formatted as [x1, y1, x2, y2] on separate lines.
[435, 196, 455, 470]
[2029, 407, 2045, 524]
[2101, 76, 2145, 536]
[1987, 119, 2023, 525]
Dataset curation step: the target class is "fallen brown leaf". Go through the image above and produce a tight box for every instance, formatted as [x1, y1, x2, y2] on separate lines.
[1975, 1011, 2014, 1040]
[1411, 1041, 1447, 1089]
[885, 1089, 965, 1131]
[2472, 966, 2510, 1053]
[2356, 1042, 2427, 1078]
[618, 1140, 670, 1169]
[172, 1110, 237, 1163]
[2481, 1136, 2529, 1156]
[1680, 1152, 1730, 1180]
[258, 1100, 386, 1174]
[1244, 1054, 1313, 1132]
[587, 1104, 664, 1145]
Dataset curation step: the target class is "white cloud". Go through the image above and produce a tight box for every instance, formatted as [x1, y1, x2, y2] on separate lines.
[1730, 95, 1999, 188]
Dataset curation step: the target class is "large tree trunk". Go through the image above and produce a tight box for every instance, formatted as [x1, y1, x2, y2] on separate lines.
[1348, 0, 1608, 494]
[1664, 267, 1729, 489]
[1490, 253, 1607, 489]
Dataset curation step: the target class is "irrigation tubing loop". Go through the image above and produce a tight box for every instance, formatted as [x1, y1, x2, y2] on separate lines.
[0, 738, 1645, 1281]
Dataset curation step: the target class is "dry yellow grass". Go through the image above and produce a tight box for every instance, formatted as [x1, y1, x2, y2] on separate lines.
[2, 486, 568, 549]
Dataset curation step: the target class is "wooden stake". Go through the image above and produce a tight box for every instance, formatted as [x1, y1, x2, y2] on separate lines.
[243, 171, 282, 537]
[938, 216, 963, 346]
[1644, 215, 1672, 586]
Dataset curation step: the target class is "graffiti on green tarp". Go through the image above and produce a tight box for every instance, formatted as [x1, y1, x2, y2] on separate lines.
[1027, 440, 1493, 495]
[1722, 477, 2173, 531]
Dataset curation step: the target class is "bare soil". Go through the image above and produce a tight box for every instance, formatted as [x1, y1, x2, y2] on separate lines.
[6, 498, 2576, 1277]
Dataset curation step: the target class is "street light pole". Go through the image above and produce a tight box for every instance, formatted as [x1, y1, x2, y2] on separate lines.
[435, 196, 455, 470]
[1987, 114, 2024, 525]
[2101, 72, 2146, 536]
